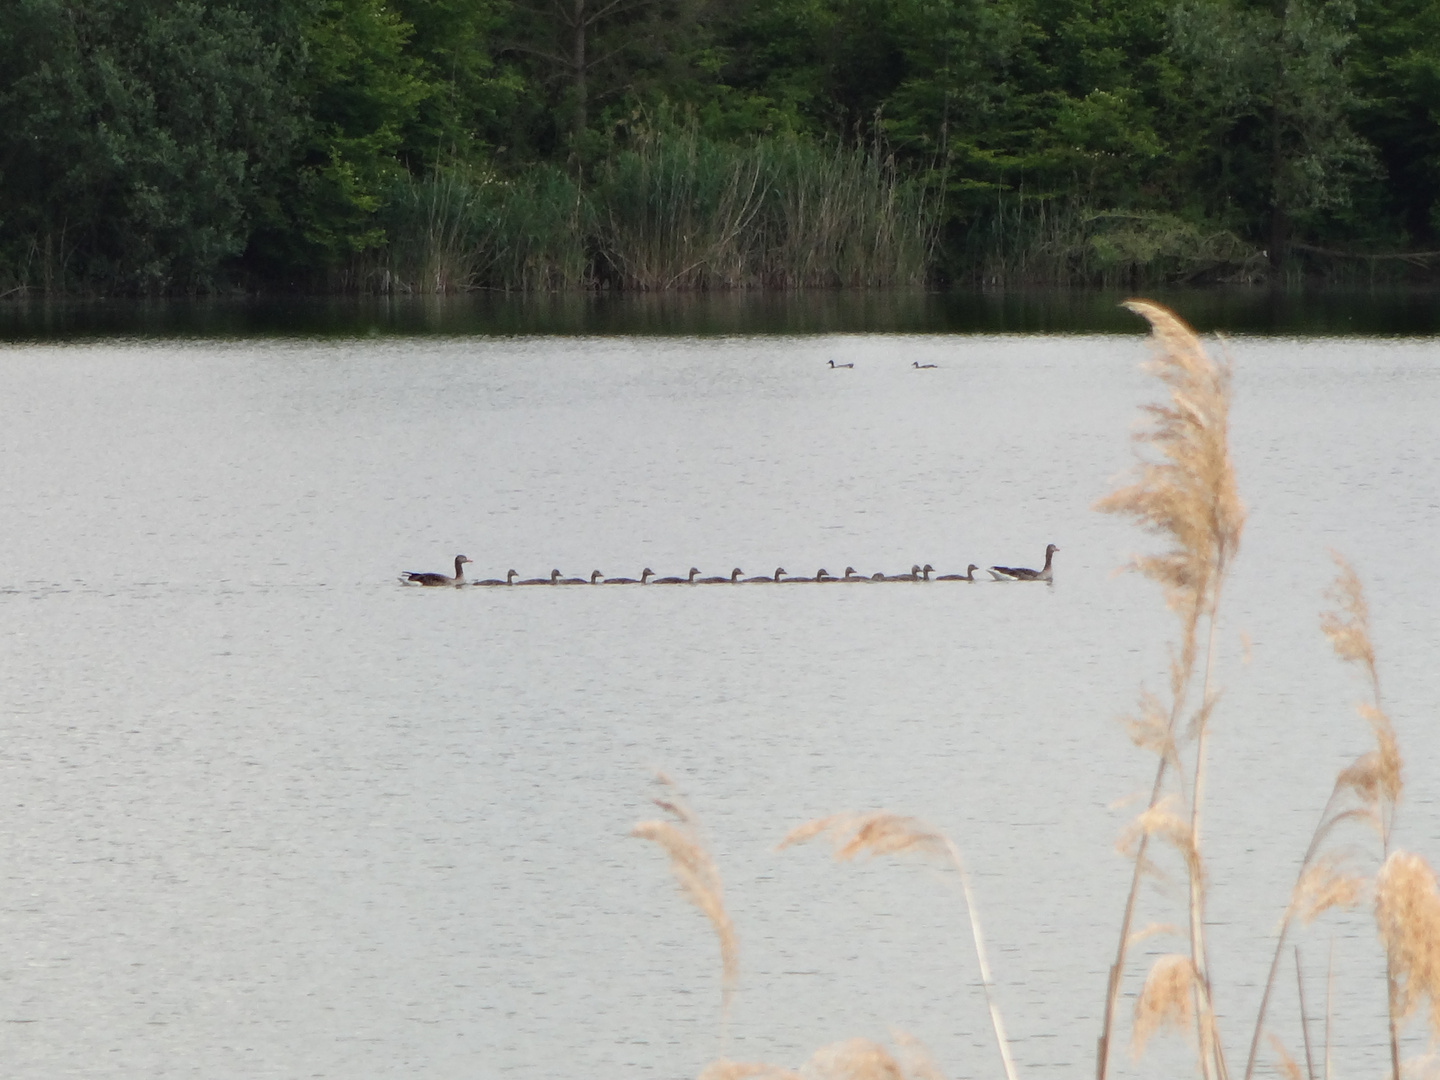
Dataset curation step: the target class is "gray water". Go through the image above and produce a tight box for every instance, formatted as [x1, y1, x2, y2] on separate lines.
[1, 329, 1438, 1080]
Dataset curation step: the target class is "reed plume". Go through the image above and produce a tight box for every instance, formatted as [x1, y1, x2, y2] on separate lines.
[780, 813, 1019, 1080]
[1375, 852, 1440, 1043]
[632, 775, 739, 1026]
[1096, 300, 1244, 1080]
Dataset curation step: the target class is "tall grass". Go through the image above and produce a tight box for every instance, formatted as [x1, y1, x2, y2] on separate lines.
[374, 126, 941, 293]
[631, 301, 1440, 1080]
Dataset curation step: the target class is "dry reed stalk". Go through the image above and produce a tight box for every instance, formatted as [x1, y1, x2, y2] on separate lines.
[779, 813, 1019, 1080]
[1375, 852, 1440, 1044]
[632, 776, 739, 1026]
[1096, 300, 1244, 1080]
[1244, 556, 1404, 1080]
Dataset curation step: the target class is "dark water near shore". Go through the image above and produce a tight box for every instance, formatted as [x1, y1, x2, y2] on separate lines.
[3, 286, 1440, 340]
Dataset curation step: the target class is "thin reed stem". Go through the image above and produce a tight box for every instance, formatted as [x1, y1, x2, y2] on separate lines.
[1296, 947, 1316, 1080]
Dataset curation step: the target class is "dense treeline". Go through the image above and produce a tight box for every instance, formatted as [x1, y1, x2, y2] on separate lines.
[1, 0, 1436, 293]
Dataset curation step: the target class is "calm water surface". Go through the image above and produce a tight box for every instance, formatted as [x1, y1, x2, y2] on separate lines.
[1, 326, 1438, 1079]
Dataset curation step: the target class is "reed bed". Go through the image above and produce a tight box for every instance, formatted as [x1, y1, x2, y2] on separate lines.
[631, 300, 1440, 1080]
[376, 127, 940, 292]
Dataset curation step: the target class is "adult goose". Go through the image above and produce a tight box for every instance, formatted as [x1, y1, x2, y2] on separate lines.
[913, 361, 938, 369]
[919, 564, 935, 581]
[653, 567, 701, 585]
[474, 569, 519, 587]
[517, 569, 562, 585]
[935, 564, 980, 581]
[402, 555, 471, 587]
[744, 567, 786, 583]
[557, 571, 600, 584]
[841, 566, 870, 582]
[603, 569, 654, 584]
[697, 568, 743, 584]
[989, 544, 1059, 582]
[828, 359, 854, 369]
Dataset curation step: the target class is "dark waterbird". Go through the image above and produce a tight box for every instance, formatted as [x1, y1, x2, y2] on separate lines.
[402, 555, 471, 586]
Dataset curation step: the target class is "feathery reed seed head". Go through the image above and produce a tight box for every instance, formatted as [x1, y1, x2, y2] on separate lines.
[798, 1038, 906, 1080]
[1267, 1035, 1304, 1080]
[699, 1062, 803, 1080]
[1375, 851, 1440, 1039]
[1132, 954, 1198, 1056]
[1096, 301, 1245, 637]
[1290, 851, 1366, 925]
[632, 778, 739, 1017]
[778, 812, 949, 862]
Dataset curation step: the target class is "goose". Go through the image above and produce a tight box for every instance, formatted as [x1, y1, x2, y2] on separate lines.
[828, 359, 854, 369]
[841, 566, 870, 582]
[517, 569, 562, 585]
[557, 570, 600, 584]
[697, 568, 743, 584]
[989, 544, 1059, 582]
[653, 567, 701, 585]
[935, 564, 980, 581]
[913, 361, 938, 369]
[877, 564, 922, 582]
[919, 564, 935, 581]
[603, 568, 654, 584]
[474, 569, 519, 587]
[402, 555, 471, 587]
[744, 567, 786, 583]
[783, 568, 833, 583]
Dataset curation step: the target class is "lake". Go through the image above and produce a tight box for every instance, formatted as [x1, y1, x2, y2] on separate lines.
[1, 294, 1437, 1079]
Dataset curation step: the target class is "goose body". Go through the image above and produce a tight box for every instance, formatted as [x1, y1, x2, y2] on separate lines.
[913, 361, 938, 369]
[557, 571, 599, 584]
[744, 567, 786, 583]
[841, 566, 870, 582]
[783, 569, 832, 583]
[878, 564, 922, 582]
[517, 569, 562, 585]
[697, 568, 743, 584]
[919, 564, 935, 581]
[989, 544, 1059, 582]
[828, 359, 855, 369]
[653, 567, 701, 585]
[474, 569, 519, 586]
[603, 568, 654, 584]
[402, 555, 472, 586]
[935, 564, 980, 581]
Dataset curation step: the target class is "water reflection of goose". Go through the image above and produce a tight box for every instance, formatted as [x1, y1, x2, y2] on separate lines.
[603, 569, 654, 584]
[653, 567, 701, 584]
[744, 567, 786, 583]
[936, 564, 979, 581]
[989, 544, 1059, 582]
[474, 569, 519, 586]
[517, 569, 562, 585]
[402, 555, 471, 586]
[697, 568, 743, 583]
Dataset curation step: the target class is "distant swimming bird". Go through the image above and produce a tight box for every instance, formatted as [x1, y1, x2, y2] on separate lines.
[935, 564, 979, 581]
[828, 359, 854, 369]
[517, 569, 562, 585]
[744, 567, 786, 583]
[989, 544, 1059, 582]
[402, 555, 471, 587]
[783, 569, 832, 583]
[877, 564, 922, 581]
[556, 570, 598, 584]
[653, 567, 701, 584]
[919, 564, 935, 581]
[603, 569, 654, 584]
[474, 569, 519, 587]
[697, 568, 743, 583]
[841, 566, 869, 582]
[913, 361, 938, 369]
